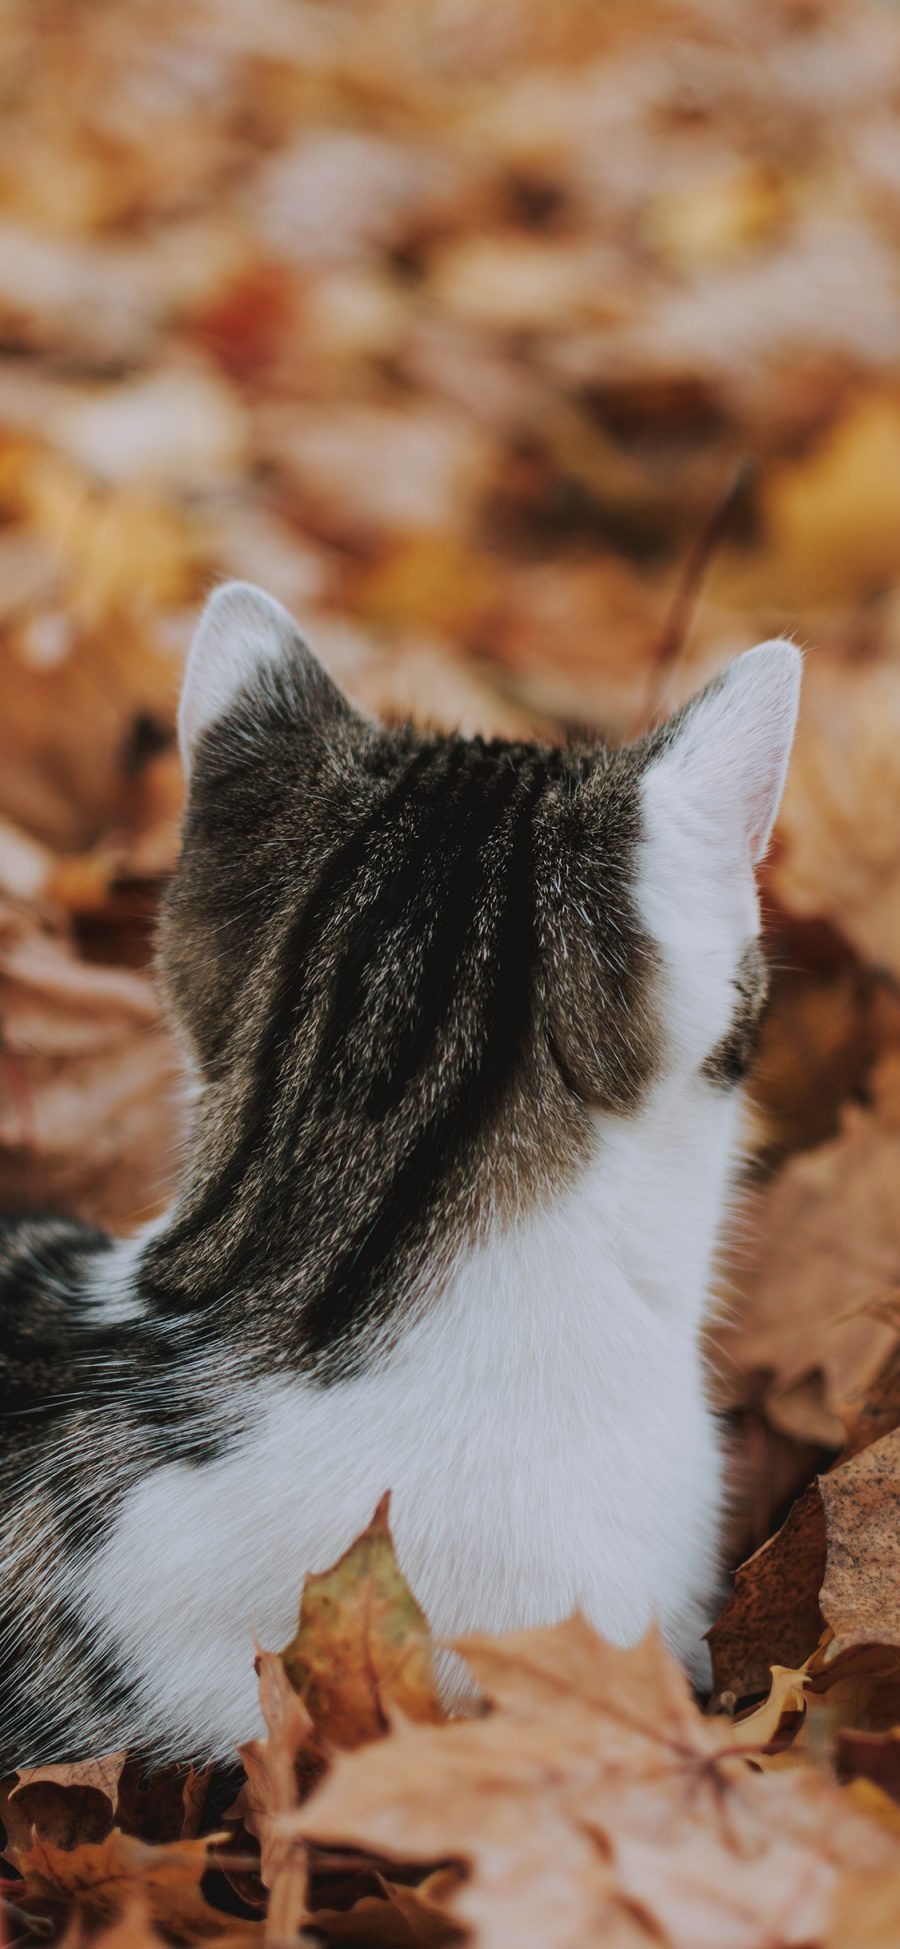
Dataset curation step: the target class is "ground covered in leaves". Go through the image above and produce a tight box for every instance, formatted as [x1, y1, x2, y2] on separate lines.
[4, 0, 900, 1942]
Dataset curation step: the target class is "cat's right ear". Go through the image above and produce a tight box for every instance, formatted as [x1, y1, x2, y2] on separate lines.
[178, 581, 349, 773]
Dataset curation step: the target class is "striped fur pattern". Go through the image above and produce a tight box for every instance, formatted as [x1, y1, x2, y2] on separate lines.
[0, 585, 800, 1766]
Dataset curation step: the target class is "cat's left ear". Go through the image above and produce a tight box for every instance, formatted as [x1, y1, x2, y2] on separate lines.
[179, 581, 349, 772]
[645, 640, 802, 865]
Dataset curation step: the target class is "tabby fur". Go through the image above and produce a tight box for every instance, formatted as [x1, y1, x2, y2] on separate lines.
[0, 584, 800, 1765]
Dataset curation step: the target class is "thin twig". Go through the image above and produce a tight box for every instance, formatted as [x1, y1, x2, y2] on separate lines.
[639, 456, 756, 731]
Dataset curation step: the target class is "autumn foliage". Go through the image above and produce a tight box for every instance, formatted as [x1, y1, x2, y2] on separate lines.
[5, 0, 900, 1942]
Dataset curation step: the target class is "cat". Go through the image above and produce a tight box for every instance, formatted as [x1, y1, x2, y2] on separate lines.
[0, 582, 800, 1768]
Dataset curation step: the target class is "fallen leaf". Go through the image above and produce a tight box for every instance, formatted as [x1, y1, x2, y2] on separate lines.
[257, 402, 492, 548]
[718, 1053, 900, 1445]
[818, 1430, 900, 1663]
[763, 393, 900, 604]
[836, 1728, 900, 1805]
[0, 899, 181, 1229]
[1, 1757, 125, 1860]
[291, 1618, 896, 1949]
[773, 657, 900, 978]
[708, 1488, 827, 1701]
[280, 1495, 445, 1751]
[730, 1665, 810, 1753]
[711, 1429, 900, 1701]
[12, 1828, 256, 1940]
[828, 1864, 900, 1949]
[237, 1652, 313, 1937]
[840, 1329, 900, 1462]
[310, 1869, 466, 1947]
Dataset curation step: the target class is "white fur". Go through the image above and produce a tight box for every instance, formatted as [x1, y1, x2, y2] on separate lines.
[178, 582, 301, 771]
[78, 1080, 733, 1760]
[68, 634, 800, 1763]
[656, 639, 801, 867]
[84, 1217, 165, 1326]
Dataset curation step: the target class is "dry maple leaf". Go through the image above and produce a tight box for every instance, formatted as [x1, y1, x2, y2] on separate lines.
[279, 1494, 446, 1751]
[237, 1651, 313, 1938]
[8, 1828, 257, 1942]
[308, 1869, 466, 1949]
[717, 1052, 900, 1447]
[1, 1753, 213, 1858]
[827, 1864, 900, 1949]
[1, 1756, 127, 1860]
[708, 1486, 828, 1701]
[761, 393, 900, 608]
[288, 1616, 897, 1949]
[0, 898, 181, 1229]
[841, 1328, 900, 1463]
[710, 1427, 900, 1701]
[772, 654, 900, 978]
[817, 1430, 900, 1665]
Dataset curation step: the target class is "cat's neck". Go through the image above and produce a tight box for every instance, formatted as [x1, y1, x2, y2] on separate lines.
[86, 1075, 742, 1361]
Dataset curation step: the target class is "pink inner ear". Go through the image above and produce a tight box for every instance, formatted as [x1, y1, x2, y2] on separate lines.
[744, 739, 793, 863]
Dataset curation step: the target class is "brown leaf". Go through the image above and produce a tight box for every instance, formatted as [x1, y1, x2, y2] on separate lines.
[279, 1494, 445, 1751]
[114, 1761, 214, 1845]
[819, 1430, 900, 1662]
[837, 1728, 900, 1805]
[709, 1484, 827, 1700]
[310, 1870, 466, 1947]
[290, 1617, 894, 1949]
[256, 402, 491, 548]
[773, 653, 900, 977]
[1, 1756, 215, 1882]
[718, 1054, 900, 1445]
[237, 1651, 313, 1937]
[840, 1330, 900, 1463]
[12, 1828, 258, 1940]
[712, 1429, 900, 1702]
[0, 898, 181, 1229]
[2, 1756, 125, 1861]
[65, 1894, 170, 1949]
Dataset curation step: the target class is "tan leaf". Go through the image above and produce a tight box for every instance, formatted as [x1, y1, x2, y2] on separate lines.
[718, 1055, 900, 1445]
[291, 1617, 894, 1949]
[763, 394, 900, 605]
[773, 654, 900, 976]
[0, 898, 181, 1228]
[730, 1665, 810, 1752]
[828, 1865, 900, 1949]
[238, 1651, 313, 1939]
[255, 402, 491, 548]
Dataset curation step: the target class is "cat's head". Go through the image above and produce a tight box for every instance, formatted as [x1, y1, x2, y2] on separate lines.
[155, 582, 799, 1369]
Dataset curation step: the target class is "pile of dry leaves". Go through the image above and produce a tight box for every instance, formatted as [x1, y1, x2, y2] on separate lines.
[5, 0, 900, 1941]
